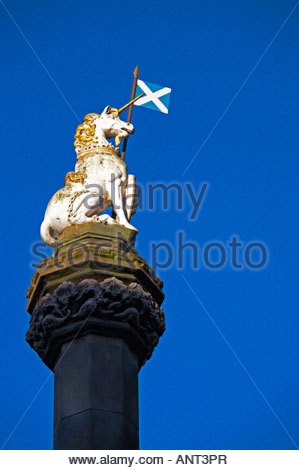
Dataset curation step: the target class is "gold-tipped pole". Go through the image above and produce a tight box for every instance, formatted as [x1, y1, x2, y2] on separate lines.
[121, 66, 140, 161]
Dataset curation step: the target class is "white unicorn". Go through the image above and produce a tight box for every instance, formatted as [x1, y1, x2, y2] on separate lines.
[40, 105, 138, 247]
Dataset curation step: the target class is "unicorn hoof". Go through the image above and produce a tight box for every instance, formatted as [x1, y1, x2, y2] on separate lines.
[122, 222, 138, 232]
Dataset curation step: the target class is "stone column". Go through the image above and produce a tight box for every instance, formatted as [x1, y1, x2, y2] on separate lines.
[26, 223, 165, 450]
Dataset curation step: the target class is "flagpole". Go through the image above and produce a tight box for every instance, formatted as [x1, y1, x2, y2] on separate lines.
[121, 66, 139, 161]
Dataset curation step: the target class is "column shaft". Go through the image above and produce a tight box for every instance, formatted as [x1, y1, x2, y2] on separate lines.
[53, 334, 139, 450]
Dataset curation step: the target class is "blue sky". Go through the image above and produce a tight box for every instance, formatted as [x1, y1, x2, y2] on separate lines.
[0, 0, 298, 450]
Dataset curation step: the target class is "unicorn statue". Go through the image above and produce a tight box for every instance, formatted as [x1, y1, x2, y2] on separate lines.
[40, 99, 140, 247]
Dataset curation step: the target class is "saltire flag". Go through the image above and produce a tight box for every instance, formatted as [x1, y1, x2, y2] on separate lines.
[134, 79, 171, 114]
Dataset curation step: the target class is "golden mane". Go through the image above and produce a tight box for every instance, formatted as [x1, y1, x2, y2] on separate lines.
[74, 113, 100, 155]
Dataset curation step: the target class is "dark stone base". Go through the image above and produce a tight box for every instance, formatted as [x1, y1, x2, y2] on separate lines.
[54, 410, 138, 450]
[53, 334, 139, 450]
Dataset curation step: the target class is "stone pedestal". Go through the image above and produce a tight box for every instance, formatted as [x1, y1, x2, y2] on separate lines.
[26, 223, 165, 450]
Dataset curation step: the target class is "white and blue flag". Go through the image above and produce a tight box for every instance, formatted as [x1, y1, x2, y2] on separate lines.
[134, 79, 171, 114]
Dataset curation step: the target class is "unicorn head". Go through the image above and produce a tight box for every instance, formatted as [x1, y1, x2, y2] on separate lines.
[96, 106, 134, 146]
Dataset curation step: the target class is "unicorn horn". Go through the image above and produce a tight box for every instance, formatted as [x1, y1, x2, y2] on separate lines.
[117, 92, 145, 115]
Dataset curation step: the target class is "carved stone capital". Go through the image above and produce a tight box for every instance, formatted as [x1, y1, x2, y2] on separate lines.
[26, 277, 165, 369]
